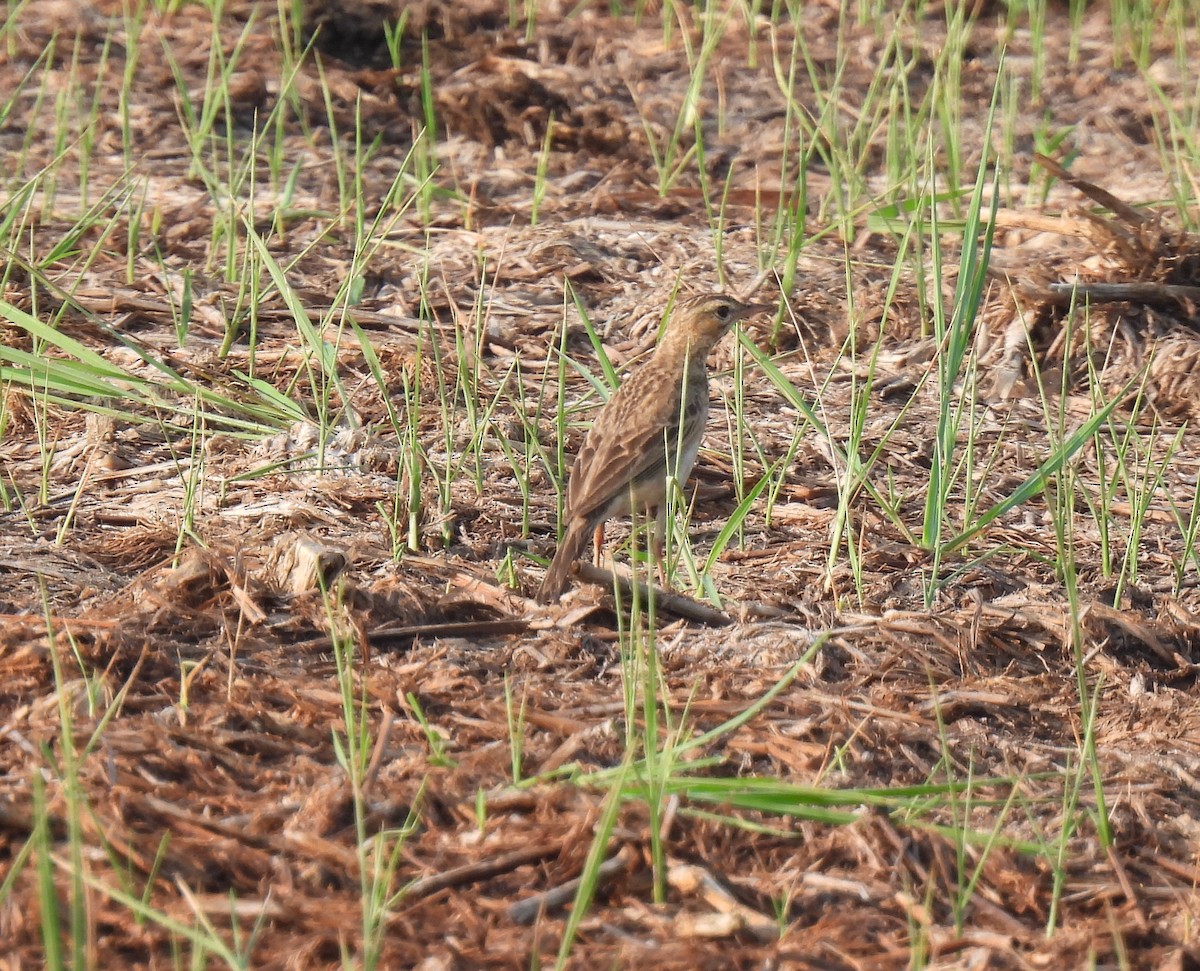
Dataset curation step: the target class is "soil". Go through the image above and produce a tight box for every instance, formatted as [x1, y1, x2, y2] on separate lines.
[3, 1, 1200, 968]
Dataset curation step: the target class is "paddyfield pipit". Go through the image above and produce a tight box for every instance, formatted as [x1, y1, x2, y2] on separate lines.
[536, 292, 773, 603]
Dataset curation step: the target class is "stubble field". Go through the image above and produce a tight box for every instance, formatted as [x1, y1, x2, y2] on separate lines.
[3, 1, 1200, 967]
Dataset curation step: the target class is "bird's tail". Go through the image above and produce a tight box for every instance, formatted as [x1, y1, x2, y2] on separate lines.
[536, 519, 590, 603]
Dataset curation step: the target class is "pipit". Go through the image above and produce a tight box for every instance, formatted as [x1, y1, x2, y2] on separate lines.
[536, 292, 773, 603]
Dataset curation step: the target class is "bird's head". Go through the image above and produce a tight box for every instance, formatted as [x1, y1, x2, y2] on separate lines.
[667, 292, 775, 354]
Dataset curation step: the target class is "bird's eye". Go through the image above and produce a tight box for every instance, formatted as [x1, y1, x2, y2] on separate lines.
[714, 304, 732, 321]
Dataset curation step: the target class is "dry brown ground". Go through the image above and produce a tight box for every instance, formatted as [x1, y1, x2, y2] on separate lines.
[3, 1, 1200, 968]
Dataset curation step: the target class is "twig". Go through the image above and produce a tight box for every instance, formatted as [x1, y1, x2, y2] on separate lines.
[667, 859, 777, 941]
[1040, 281, 1200, 308]
[507, 847, 632, 924]
[371, 618, 530, 645]
[1034, 153, 1147, 227]
[573, 562, 732, 626]
[406, 841, 566, 900]
[1105, 843, 1150, 931]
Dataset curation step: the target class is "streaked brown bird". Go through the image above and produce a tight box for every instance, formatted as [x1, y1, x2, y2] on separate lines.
[536, 292, 773, 603]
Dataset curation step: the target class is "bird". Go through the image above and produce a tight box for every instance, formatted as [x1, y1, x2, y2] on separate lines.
[536, 292, 773, 603]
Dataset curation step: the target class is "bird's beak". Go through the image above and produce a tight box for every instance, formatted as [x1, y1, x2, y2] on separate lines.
[738, 302, 776, 320]
[735, 302, 777, 332]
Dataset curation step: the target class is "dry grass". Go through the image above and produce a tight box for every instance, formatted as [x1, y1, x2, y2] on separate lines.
[3, 1, 1200, 968]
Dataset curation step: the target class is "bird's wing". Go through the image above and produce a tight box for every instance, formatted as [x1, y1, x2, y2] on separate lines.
[564, 362, 689, 523]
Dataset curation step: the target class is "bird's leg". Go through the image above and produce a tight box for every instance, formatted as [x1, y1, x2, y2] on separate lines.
[592, 523, 605, 568]
[651, 505, 669, 589]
